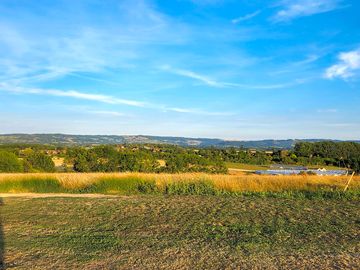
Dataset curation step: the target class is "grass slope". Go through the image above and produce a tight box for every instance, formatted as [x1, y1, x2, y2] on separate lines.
[1, 196, 359, 269]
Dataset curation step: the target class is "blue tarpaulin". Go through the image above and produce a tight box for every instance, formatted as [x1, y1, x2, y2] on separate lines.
[255, 169, 348, 176]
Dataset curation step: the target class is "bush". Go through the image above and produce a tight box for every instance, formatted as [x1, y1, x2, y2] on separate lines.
[0, 178, 63, 193]
[26, 152, 55, 172]
[75, 177, 158, 195]
[0, 150, 23, 172]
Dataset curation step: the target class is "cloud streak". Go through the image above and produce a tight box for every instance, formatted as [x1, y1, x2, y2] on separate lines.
[0, 83, 146, 107]
[0, 83, 233, 117]
[160, 65, 225, 87]
[272, 0, 343, 22]
[160, 65, 305, 89]
[232, 10, 261, 24]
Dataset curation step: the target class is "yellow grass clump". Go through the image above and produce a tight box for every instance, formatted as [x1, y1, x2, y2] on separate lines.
[0, 172, 358, 193]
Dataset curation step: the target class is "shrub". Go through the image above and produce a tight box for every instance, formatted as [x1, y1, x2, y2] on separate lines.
[0, 150, 23, 172]
[26, 152, 55, 172]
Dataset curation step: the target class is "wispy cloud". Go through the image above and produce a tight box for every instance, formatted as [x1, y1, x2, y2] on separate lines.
[272, 0, 344, 22]
[224, 80, 306, 89]
[232, 10, 261, 24]
[325, 48, 360, 79]
[160, 65, 225, 87]
[160, 65, 305, 89]
[0, 83, 234, 116]
[0, 83, 146, 107]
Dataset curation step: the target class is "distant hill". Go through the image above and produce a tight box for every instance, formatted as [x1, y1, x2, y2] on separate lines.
[0, 134, 358, 149]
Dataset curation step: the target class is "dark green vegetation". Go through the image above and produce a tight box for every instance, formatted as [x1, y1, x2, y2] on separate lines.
[294, 141, 360, 172]
[0, 149, 55, 173]
[1, 140, 359, 173]
[1, 133, 359, 148]
[0, 151, 22, 172]
[67, 145, 227, 173]
[1, 196, 359, 269]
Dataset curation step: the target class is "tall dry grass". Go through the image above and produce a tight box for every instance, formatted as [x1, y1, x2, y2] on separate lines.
[0, 172, 358, 192]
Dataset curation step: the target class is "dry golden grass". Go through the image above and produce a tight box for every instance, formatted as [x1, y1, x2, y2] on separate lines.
[52, 157, 64, 167]
[0, 172, 359, 192]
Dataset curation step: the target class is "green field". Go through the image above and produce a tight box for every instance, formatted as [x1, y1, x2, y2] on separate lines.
[1, 195, 359, 269]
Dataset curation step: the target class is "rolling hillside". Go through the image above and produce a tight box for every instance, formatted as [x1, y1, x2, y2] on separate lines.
[0, 134, 358, 149]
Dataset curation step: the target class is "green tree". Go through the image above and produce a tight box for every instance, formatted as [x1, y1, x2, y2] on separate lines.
[26, 152, 55, 172]
[0, 151, 23, 172]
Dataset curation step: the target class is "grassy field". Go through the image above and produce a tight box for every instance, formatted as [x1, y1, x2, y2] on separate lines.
[0, 195, 359, 269]
[0, 173, 359, 197]
[0, 173, 359, 269]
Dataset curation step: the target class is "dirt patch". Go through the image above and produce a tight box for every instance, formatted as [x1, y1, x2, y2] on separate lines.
[0, 193, 120, 198]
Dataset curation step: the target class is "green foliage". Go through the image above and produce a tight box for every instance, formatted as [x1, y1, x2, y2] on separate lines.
[75, 177, 157, 195]
[0, 150, 23, 172]
[0, 178, 63, 193]
[66, 145, 227, 174]
[348, 156, 360, 173]
[2, 141, 359, 173]
[294, 141, 360, 172]
[25, 152, 55, 172]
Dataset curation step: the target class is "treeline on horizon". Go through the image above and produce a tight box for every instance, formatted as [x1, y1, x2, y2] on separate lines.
[0, 141, 359, 173]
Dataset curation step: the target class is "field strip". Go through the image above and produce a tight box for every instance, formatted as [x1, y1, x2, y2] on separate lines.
[0, 193, 120, 198]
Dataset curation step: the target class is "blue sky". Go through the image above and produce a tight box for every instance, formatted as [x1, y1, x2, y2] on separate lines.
[0, 0, 359, 140]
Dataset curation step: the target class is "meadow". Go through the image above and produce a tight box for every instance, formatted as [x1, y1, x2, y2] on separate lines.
[0, 172, 359, 197]
[0, 172, 359, 269]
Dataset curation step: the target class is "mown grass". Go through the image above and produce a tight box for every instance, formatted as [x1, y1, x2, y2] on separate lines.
[1, 196, 359, 269]
[0, 172, 359, 199]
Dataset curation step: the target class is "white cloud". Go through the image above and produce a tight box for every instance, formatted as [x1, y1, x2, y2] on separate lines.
[224, 80, 305, 89]
[160, 65, 305, 89]
[0, 84, 146, 107]
[0, 83, 235, 116]
[272, 0, 343, 22]
[325, 49, 360, 79]
[232, 10, 261, 24]
[160, 65, 225, 87]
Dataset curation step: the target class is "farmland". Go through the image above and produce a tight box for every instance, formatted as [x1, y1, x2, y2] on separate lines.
[1, 192, 359, 269]
[0, 141, 359, 269]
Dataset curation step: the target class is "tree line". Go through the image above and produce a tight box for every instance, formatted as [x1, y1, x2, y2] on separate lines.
[0, 141, 359, 173]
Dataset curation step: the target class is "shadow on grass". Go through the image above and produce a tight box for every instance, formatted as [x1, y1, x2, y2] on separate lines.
[0, 198, 4, 269]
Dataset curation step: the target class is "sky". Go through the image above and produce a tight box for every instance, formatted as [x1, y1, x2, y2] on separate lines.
[0, 0, 360, 140]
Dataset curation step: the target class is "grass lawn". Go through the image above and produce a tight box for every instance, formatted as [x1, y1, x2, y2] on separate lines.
[1, 195, 359, 269]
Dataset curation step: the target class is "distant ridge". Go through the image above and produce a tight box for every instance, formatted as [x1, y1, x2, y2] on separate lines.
[0, 134, 359, 149]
